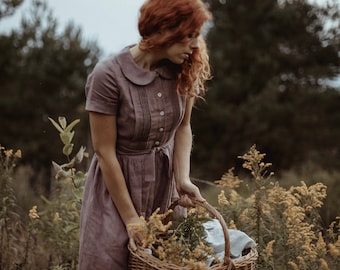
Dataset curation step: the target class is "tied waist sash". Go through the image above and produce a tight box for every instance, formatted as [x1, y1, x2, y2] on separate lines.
[116, 141, 174, 184]
[116, 141, 175, 217]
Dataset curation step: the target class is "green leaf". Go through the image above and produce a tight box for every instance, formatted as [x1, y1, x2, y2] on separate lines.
[60, 158, 75, 170]
[60, 132, 71, 145]
[63, 224, 79, 234]
[63, 143, 74, 156]
[52, 161, 62, 173]
[68, 131, 75, 142]
[72, 186, 84, 200]
[73, 172, 85, 187]
[48, 117, 64, 133]
[58, 117, 67, 129]
[60, 131, 74, 145]
[40, 195, 52, 205]
[64, 119, 80, 133]
[75, 146, 86, 163]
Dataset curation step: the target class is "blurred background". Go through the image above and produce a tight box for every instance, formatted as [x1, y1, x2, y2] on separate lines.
[0, 0, 339, 226]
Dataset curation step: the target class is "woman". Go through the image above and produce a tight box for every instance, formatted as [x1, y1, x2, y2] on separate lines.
[79, 0, 212, 269]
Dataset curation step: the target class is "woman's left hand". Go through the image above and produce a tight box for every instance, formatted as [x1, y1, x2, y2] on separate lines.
[176, 180, 205, 207]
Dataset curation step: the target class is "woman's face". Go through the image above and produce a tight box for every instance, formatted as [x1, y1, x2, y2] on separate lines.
[163, 31, 201, 64]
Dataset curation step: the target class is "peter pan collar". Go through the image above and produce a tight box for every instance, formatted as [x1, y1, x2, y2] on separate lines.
[116, 46, 176, 86]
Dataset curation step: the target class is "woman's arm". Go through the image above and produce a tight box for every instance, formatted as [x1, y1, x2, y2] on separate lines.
[173, 97, 205, 204]
[89, 112, 144, 249]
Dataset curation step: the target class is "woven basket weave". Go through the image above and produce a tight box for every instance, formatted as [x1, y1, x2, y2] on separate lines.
[128, 200, 258, 270]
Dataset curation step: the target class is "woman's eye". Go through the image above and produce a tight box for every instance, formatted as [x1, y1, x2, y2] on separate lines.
[187, 33, 199, 39]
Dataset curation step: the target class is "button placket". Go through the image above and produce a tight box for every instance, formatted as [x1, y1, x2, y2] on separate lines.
[155, 111, 164, 146]
[154, 81, 165, 148]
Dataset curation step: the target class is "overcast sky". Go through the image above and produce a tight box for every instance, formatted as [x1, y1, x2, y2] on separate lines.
[0, 0, 146, 57]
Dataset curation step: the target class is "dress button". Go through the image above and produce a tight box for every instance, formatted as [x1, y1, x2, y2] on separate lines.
[155, 141, 160, 146]
[160, 111, 165, 116]
[159, 127, 164, 132]
[157, 92, 162, 97]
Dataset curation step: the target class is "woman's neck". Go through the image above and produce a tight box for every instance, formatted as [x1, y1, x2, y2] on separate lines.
[129, 44, 163, 71]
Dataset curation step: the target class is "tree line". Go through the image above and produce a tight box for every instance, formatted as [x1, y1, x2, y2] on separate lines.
[192, 0, 340, 179]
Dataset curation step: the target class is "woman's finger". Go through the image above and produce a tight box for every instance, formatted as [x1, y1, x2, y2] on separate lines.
[129, 237, 137, 252]
[177, 194, 194, 207]
[191, 189, 205, 202]
[182, 184, 206, 203]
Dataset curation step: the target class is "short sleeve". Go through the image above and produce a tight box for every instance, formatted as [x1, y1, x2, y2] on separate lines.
[85, 60, 119, 115]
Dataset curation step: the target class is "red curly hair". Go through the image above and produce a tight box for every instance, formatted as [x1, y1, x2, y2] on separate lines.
[138, 0, 212, 97]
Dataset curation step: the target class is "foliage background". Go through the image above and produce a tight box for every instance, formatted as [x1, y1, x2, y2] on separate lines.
[192, 0, 340, 178]
[0, 0, 100, 192]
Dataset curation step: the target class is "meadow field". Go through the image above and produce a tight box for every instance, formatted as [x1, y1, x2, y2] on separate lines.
[1, 118, 339, 270]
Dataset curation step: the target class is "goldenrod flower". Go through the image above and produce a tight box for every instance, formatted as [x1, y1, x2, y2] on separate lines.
[4, 149, 13, 157]
[265, 240, 275, 258]
[137, 206, 215, 268]
[320, 258, 329, 270]
[316, 232, 326, 256]
[328, 243, 340, 257]
[217, 190, 230, 206]
[53, 212, 62, 222]
[29, 205, 39, 220]
[228, 220, 237, 230]
[215, 168, 242, 189]
[288, 261, 299, 270]
[14, 149, 22, 158]
[296, 256, 307, 268]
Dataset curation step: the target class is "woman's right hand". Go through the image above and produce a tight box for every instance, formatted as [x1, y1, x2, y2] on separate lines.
[126, 217, 148, 251]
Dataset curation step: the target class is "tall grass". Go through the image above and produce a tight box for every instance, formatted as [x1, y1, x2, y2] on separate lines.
[0, 119, 339, 269]
[0, 117, 86, 270]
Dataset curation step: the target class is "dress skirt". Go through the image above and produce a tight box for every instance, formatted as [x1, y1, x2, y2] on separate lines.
[79, 144, 179, 270]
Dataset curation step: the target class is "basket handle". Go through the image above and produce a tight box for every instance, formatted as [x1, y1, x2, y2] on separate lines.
[168, 199, 232, 266]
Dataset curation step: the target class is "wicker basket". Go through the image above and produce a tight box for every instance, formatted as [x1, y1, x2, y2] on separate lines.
[128, 200, 258, 270]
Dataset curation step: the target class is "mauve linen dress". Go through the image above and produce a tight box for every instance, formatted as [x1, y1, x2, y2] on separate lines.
[78, 46, 186, 270]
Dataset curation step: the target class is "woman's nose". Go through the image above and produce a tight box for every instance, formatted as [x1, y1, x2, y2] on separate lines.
[190, 37, 199, 49]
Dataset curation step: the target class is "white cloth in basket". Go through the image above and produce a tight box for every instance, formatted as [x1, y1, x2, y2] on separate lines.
[203, 219, 256, 266]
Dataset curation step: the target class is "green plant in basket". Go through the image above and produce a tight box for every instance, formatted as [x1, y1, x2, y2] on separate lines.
[133, 205, 218, 270]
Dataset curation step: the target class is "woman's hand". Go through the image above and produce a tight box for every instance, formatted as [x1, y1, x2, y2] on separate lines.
[176, 180, 205, 207]
[126, 217, 148, 251]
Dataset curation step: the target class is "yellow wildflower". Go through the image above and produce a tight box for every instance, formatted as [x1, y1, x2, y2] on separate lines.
[296, 256, 306, 268]
[328, 243, 340, 257]
[316, 232, 326, 256]
[288, 261, 299, 270]
[215, 168, 242, 189]
[320, 258, 329, 270]
[186, 260, 207, 270]
[265, 240, 275, 258]
[217, 190, 230, 206]
[228, 220, 237, 230]
[14, 149, 22, 158]
[4, 149, 13, 157]
[29, 205, 39, 220]
[126, 220, 148, 239]
[53, 212, 62, 222]
[137, 206, 216, 268]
